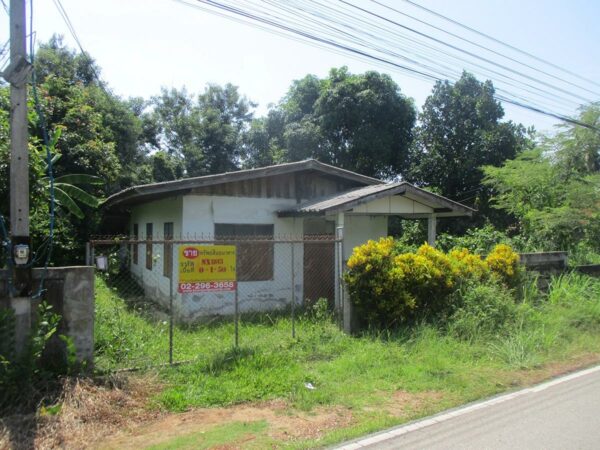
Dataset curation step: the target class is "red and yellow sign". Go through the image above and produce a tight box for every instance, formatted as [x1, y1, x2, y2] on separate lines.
[178, 245, 236, 293]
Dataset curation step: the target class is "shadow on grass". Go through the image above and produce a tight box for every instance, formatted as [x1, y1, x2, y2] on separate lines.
[201, 346, 256, 376]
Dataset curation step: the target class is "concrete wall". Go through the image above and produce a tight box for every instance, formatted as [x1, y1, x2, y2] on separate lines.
[181, 195, 304, 321]
[129, 196, 183, 311]
[129, 194, 305, 321]
[520, 252, 568, 274]
[342, 215, 388, 260]
[0, 267, 94, 366]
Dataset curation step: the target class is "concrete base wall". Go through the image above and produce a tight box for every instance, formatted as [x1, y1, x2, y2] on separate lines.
[0, 267, 94, 366]
[575, 264, 600, 277]
[519, 252, 568, 273]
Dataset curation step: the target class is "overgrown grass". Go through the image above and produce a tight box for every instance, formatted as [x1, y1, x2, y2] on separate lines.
[95, 273, 600, 447]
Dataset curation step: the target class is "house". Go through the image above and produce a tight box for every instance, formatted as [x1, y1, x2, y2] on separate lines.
[104, 159, 474, 323]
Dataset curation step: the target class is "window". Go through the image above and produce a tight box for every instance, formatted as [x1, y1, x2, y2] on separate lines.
[215, 224, 274, 281]
[132, 223, 139, 265]
[146, 223, 153, 270]
[163, 222, 174, 278]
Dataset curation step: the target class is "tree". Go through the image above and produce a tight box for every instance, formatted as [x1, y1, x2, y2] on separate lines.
[483, 149, 600, 254]
[149, 84, 254, 177]
[151, 151, 185, 182]
[243, 67, 416, 179]
[314, 68, 416, 179]
[406, 72, 530, 203]
[483, 105, 600, 255]
[550, 103, 600, 174]
[33, 36, 147, 192]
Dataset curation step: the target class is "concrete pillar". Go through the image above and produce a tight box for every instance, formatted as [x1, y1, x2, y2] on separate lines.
[427, 214, 437, 246]
[10, 296, 30, 355]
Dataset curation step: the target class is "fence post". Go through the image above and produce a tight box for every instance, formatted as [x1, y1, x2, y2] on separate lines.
[291, 241, 296, 339]
[169, 252, 174, 366]
[85, 242, 91, 266]
[234, 243, 239, 348]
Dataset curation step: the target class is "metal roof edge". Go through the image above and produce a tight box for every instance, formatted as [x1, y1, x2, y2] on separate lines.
[104, 159, 383, 209]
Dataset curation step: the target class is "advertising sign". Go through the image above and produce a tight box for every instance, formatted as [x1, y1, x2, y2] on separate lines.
[178, 245, 236, 293]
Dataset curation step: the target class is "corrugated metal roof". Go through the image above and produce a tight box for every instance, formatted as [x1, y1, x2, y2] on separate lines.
[104, 159, 382, 209]
[289, 182, 406, 213]
[278, 182, 475, 216]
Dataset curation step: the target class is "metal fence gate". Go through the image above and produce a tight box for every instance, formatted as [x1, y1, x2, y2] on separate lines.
[89, 235, 342, 371]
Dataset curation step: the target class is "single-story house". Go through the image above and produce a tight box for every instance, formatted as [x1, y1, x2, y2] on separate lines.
[104, 159, 474, 322]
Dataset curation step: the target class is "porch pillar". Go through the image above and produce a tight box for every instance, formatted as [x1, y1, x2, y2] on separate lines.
[427, 213, 437, 246]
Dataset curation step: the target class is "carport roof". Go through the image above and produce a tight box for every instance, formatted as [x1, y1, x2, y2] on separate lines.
[278, 182, 475, 217]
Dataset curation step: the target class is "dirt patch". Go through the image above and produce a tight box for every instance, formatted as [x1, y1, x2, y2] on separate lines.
[385, 390, 445, 418]
[2, 355, 600, 449]
[100, 400, 354, 449]
[0, 374, 163, 450]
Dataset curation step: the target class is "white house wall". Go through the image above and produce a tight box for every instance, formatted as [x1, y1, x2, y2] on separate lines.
[178, 195, 304, 321]
[129, 196, 183, 310]
[342, 215, 388, 261]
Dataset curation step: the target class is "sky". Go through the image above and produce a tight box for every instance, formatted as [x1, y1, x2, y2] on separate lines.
[2, 0, 599, 134]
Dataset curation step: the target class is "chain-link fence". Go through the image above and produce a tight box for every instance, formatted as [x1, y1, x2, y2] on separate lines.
[89, 235, 342, 371]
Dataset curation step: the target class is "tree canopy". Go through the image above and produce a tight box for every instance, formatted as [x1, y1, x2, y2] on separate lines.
[406, 72, 530, 202]
[243, 67, 416, 179]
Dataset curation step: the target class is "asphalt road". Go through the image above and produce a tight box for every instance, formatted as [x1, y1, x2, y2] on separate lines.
[337, 365, 600, 450]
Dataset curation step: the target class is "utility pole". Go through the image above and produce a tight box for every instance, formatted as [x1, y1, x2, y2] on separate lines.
[3, 0, 32, 352]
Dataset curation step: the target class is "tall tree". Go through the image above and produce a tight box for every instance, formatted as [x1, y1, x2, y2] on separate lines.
[243, 67, 416, 179]
[406, 72, 529, 201]
[149, 84, 254, 177]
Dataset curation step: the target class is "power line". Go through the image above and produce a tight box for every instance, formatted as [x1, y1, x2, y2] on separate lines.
[292, 0, 582, 113]
[175, 0, 600, 132]
[51, 0, 103, 85]
[338, 0, 594, 105]
[367, 0, 600, 98]
[398, 0, 600, 90]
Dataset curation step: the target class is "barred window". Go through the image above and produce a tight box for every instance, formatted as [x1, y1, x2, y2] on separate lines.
[163, 222, 174, 278]
[132, 223, 139, 265]
[214, 224, 274, 281]
[146, 223, 153, 270]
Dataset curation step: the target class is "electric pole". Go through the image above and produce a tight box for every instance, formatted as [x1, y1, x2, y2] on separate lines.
[6, 0, 31, 293]
[2, 0, 32, 352]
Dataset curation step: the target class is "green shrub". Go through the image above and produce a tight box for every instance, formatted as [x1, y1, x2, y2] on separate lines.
[345, 239, 522, 327]
[448, 281, 518, 341]
[436, 224, 533, 254]
[0, 301, 62, 410]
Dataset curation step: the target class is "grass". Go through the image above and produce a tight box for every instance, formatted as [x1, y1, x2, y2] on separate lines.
[93, 272, 600, 448]
[146, 421, 270, 450]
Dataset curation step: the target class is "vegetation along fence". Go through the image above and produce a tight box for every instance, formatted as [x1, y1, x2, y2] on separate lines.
[89, 235, 342, 371]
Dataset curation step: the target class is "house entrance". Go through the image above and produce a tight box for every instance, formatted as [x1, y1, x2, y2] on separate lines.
[303, 219, 336, 307]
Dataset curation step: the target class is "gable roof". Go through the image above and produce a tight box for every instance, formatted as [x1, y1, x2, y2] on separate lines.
[278, 182, 475, 217]
[105, 159, 382, 209]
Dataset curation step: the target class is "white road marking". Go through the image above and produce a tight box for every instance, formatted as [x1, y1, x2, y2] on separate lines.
[334, 364, 600, 450]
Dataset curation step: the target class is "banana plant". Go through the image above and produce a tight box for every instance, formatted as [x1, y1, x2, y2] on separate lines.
[37, 128, 105, 219]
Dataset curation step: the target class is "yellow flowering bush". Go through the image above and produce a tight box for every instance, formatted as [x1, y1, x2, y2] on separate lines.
[345, 239, 522, 327]
[484, 244, 521, 287]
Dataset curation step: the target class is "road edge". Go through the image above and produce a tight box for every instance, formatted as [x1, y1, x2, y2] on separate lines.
[333, 363, 600, 450]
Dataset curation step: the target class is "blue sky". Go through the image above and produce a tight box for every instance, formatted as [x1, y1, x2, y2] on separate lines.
[2, 0, 599, 134]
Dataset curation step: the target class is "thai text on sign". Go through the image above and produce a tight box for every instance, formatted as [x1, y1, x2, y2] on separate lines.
[178, 245, 236, 293]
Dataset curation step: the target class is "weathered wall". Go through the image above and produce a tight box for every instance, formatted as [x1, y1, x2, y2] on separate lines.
[0, 267, 94, 365]
[129, 194, 306, 321]
[519, 252, 568, 273]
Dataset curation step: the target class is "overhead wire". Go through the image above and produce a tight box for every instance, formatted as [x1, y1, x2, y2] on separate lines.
[290, 0, 582, 113]
[28, 0, 56, 296]
[368, 0, 600, 98]
[337, 0, 594, 105]
[176, 0, 599, 131]
[398, 0, 600, 90]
